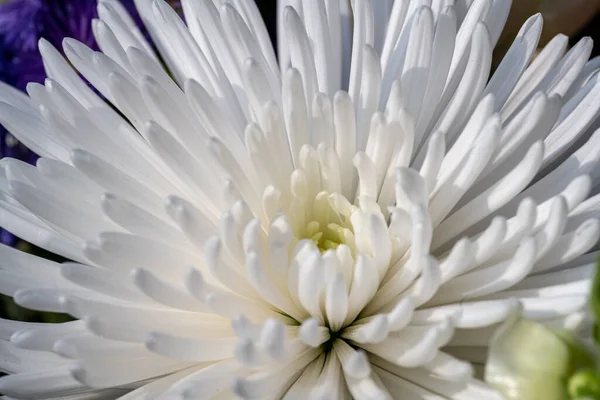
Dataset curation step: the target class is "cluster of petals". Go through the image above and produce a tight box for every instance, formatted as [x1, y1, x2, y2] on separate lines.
[0, 0, 599, 399]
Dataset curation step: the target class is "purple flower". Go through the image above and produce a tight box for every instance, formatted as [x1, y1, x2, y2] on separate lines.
[0, 0, 43, 54]
[0, 0, 142, 89]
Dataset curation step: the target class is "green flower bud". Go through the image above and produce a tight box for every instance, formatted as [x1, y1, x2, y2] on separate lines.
[485, 315, 570, 400]
[485, 312, 598, 400]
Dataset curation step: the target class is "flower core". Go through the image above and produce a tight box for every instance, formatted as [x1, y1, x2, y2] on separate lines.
[297, 191, 356, 253]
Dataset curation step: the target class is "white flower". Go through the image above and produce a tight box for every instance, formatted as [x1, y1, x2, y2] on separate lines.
[0, 0, 598, 398]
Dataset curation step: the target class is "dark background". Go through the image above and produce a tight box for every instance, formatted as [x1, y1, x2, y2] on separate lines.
[574, 11, 600, 57]
[253, 2, 600, 58]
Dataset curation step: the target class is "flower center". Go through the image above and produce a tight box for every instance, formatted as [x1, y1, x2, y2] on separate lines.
[322, 326, 343, 353]
[296, 191, 356, 253]
[304, 220, 349, 252]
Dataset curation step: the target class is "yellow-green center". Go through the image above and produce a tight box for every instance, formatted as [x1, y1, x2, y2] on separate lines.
[298, 191, 356, 253]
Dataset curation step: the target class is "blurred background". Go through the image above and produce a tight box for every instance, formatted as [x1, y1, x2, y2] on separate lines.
[0, 0, 599, 322]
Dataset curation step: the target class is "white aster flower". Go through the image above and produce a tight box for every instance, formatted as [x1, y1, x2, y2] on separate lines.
[0, 0, 599, 398]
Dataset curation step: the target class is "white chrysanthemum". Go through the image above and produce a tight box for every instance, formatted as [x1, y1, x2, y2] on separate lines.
[0, 0, 599, 398]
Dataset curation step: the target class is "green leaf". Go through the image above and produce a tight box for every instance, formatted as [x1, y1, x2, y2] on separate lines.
[554, 329, 597, 374]
[568, 369, 600, 399]
[590, 256, 600, 346]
